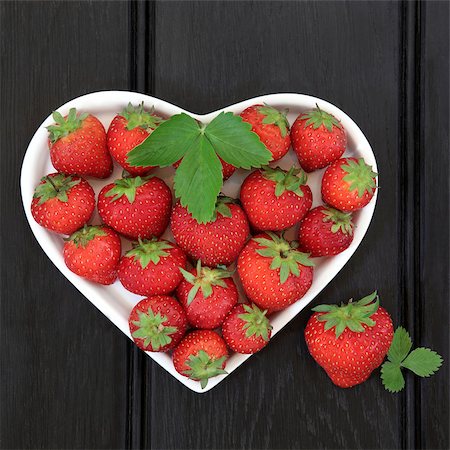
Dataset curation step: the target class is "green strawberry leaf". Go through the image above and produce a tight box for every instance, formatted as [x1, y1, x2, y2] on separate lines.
[401, 348, 443, 377]
[381, 361, 405, 393]
[387, 326, 412, 364]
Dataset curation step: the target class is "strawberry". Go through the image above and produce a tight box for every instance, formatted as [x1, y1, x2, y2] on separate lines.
[118, 238, 187, 296]
[321, 157, 377, 211]
[47, 108, 112, 178]
[173, 157, 236, 180]
[172, 330, 228, 389]
[222, 303, 272, 354]
[63, 225, 121, 285]
[298, 206, 354, 257]
[129, 295, 188, 352]
[304, 291, 394, 388]
[238, 232, 314, 312]
[107, 102, 164, 176]
[177, 261, 237, 329]
[31, 173, 95, 235]
[239, 104, 290, 161]
[291, 105, 346, 172]
[240, 166, 312, 231]
[171, 196, 249, 267]
[98, 175, 172, 239]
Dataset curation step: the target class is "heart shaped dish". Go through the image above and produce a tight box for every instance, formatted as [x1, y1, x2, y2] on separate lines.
[21, 91, 377, 392]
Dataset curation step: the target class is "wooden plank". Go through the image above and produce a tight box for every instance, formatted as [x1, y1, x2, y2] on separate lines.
[0, 2, 131, 448]
[418, 2, 449, 448]
[146, 2, 403, 448]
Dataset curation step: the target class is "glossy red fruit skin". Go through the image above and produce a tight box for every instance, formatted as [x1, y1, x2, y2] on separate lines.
[240, 170, 313, 231]
[291, 114, 346, 173]
[222, 304, 271, 354]
[128, 296, 188, 352]
[298, 206, 353, 257]
[49, 115, 112, 178]
[176, 270, 238, 329]
[118, 244, 187, 296]
[173, 330, 228, 378]
[107, 115, 154, 176]
[98, 177, 172, 239]
[31, 174, 95, 235]
[63, 226, 121, 285]
[237, 235, 314, 312]
[240, 105, 290, 161]
[321, 158, 376, 212]
[170, 202, 250, 267]
[304, 307, 394, 388]
[173, 157, 236, 180]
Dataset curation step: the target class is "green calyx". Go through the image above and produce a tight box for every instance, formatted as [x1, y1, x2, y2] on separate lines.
[300, 104, 342, 132]
[261, 166, 308, 197]
[126, 237, 173, 269]
[254, 232, 314, 284]
[105, 175, 151, 203]
[210, 195, 236, 221]
[120, 102, 165, 131]
[183, 350, 227, 389]
[46, 108, 88, 143]
[342, 158, 378, 197]
[33, 173, 81, 205]
[179, 260, 234, 305]
[238, 304, 272, 341]
[257, 104, 290, 137]
[66, 225, 107, 247]
[312, 291, 379, 338]
[131, 308, 178, 350]
[321, 207, 354, 235]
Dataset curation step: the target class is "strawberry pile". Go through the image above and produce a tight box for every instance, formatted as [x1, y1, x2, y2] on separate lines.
[31, 101, 381, 389]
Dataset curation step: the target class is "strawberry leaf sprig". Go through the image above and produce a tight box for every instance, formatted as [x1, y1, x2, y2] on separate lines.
[381, 327, 443, 393]
[127, 112, 272, 223]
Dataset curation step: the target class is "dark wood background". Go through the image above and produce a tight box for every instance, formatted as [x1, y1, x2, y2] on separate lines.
[1, 1, 448, 449]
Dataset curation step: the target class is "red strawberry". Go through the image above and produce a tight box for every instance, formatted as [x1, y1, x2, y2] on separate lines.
[298, 206, 354, 257]
[107, 102, 164, 176]
[291, 106, 346, 172]
[177, 261, 237, 329]
[172, 330, 228, 389]
[47, 108, 112, 178]
[129, 295, 188, 352]
[237, 232, 314, 312]
[98, 175, 172, 239]
[304, 291, 394, 388]
[118, 238, 187, 296]
[63, 225, 121, 285]
[173, 157, 236, 180]
[240, 104, 290, 161]
[222, 303, 272, 354]
[171, 196, 249, 266]
[31, 173, 95, 235]
[321, 157, 377, 212]
[240, 166, 312, 231]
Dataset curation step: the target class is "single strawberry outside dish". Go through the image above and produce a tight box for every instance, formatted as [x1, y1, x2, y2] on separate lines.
[298, 206, 354, 257]
[63, 225, 121, 285]
[322, 157, 377, 212]
[240, 166, 312, 231]
[171, 196, 250, 267]
[173, 330, 228, 389]
[31, 173, 95, 235]
[240, 104, 290, 161]
[98, 175, 172, 239]
[107, 102, 164, 176]
[238, 232, 314, 312]
[305, 291, 394, 388]
[47, 108, 112, 178]
[291, 106, 347, 172]
[118, 238, 187, 296]
[177, 261, 238, 329]
[222, 303, 272, 354]
[129, 295, 188, 352]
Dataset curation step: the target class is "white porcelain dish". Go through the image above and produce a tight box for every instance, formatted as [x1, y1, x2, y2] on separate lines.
[21, 91, 378, 393]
